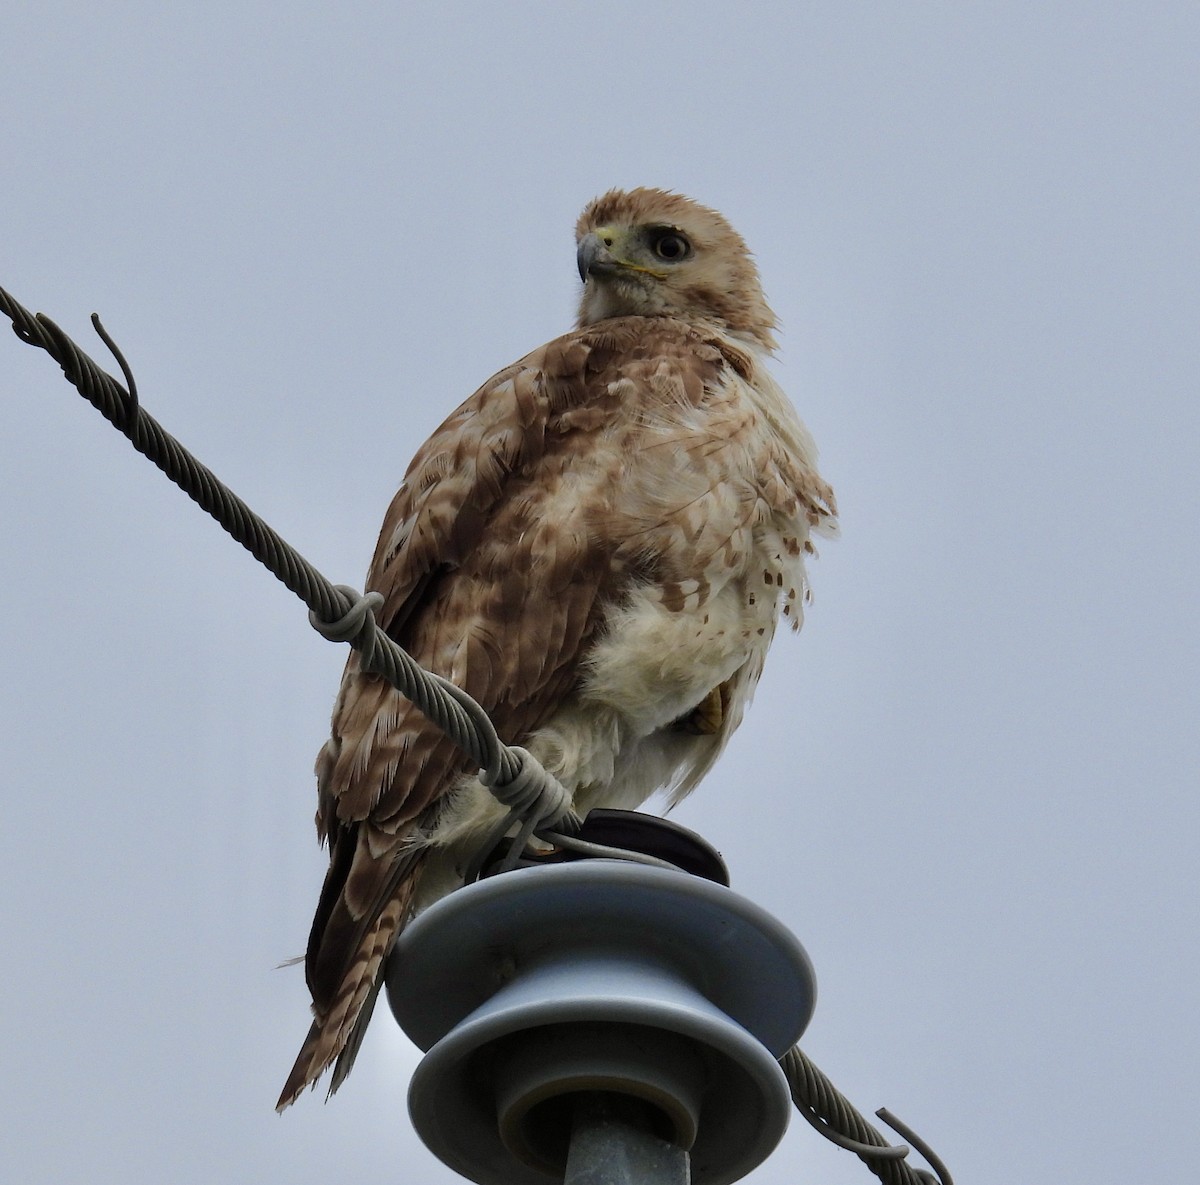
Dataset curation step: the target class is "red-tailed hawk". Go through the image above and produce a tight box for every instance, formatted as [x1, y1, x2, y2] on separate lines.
[278, 187, 837, 1109]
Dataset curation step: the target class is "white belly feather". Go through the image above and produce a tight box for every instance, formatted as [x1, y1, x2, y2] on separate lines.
[414, 539, 788, 909]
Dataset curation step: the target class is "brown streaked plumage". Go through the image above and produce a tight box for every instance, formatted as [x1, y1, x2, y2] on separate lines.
[278, 187, 837, 1110]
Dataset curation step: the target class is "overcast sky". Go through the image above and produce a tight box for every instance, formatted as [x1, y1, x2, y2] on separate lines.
[2, 4, 1197, 1184]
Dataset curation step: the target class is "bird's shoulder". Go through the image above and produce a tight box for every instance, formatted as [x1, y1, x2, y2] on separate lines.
[364, 317, 752, 616]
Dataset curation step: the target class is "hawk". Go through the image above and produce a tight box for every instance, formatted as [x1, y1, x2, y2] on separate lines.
[278, 187, 837, 1109]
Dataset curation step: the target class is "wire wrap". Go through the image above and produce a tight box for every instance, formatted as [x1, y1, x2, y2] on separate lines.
[781, 1046, 952, 1184]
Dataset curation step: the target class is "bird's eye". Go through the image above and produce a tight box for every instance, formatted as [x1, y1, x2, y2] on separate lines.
[651, 230, 691, 262]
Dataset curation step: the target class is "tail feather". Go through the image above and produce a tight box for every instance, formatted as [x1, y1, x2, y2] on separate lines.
[329, 970, 387, 1095]
[276, 891, 406, 1112]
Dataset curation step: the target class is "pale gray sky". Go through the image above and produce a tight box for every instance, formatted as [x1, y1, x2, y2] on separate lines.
[2, 3, 1197, 1183]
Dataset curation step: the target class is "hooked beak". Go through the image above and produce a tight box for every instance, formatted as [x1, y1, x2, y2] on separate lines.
[576, 232, 616, 283]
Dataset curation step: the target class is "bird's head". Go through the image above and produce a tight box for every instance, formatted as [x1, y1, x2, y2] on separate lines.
[575, 187, 778, 351]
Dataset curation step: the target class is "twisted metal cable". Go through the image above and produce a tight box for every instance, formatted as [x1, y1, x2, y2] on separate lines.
[0, 286, 574, 833]
[781, 1046, 952, 1185]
